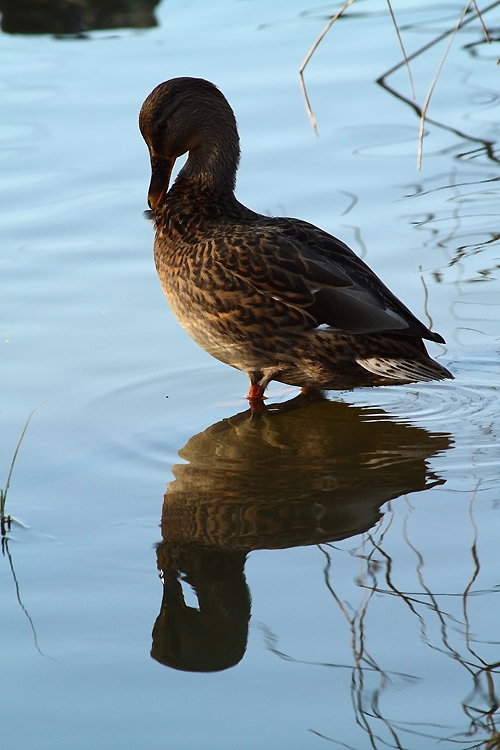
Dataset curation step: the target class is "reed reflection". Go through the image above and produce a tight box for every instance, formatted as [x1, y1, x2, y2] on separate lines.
[375, 4, 500, 170]
[152, 394, 451, 673]
[312, 483, 500, 750]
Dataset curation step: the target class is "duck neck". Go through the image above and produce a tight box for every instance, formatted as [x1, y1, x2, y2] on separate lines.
[177, 128, 240, 195]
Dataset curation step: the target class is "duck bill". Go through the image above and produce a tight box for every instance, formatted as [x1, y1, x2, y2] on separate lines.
[147, 155, 176, 209]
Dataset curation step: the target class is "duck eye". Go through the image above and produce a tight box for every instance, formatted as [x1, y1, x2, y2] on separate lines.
[152, 119, 169, 140]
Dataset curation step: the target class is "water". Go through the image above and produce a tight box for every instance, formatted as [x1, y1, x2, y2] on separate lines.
[1, 1, 500, 748]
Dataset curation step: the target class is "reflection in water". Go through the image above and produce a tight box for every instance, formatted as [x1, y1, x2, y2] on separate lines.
[1, 538, 46, 658]
[152, 394, 451, 673]
[0, 0, 160, 34]
[374, 6, 500, 353]
[312, 484, 500, 750]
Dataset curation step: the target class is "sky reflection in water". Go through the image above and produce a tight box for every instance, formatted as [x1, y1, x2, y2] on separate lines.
[1, 1, 500, 749]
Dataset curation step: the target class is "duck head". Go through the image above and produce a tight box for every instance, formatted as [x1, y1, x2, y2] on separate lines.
[139, 77, 241, 209]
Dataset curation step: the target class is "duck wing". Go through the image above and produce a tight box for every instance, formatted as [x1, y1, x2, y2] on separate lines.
[210, 217, 445, 344]
[275, 218, 445, 343]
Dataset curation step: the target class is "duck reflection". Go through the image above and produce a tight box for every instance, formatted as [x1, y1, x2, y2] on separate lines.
[152, 394, 451, 672]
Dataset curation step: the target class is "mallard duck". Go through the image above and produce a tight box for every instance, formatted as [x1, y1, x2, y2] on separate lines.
[139, 77, 453, 405]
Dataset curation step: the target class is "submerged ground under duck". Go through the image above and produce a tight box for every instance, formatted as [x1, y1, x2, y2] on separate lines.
[139, 77, 453, 407]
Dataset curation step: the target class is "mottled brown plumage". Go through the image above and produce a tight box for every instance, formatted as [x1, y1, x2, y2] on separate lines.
[139, 77, 453, 401]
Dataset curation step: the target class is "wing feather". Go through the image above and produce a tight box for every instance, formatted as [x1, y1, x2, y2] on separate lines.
[206, 217, 445, 344]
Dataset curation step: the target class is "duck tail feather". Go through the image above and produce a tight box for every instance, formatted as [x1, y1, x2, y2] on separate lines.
[356, 356, 454, 383]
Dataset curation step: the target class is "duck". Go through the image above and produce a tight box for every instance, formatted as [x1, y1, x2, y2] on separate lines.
[139, 77, 453, 407]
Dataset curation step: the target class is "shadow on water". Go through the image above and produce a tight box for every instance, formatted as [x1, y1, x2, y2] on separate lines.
[0, 0, 161, 34]
[151, 393, 451, 674]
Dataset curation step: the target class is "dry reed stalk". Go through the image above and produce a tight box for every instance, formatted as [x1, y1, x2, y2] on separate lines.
[417, 1, 476, 170]
[299, 0, 496, 167]
[1, 403, 45, 535]
[386, 0, 415, 99]
[299, 0, 357, 135]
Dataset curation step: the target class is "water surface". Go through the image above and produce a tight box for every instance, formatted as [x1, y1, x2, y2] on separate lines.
[1, 1, 500, 748]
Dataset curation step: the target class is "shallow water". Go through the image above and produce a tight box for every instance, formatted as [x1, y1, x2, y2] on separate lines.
[1, 1, 500, 748]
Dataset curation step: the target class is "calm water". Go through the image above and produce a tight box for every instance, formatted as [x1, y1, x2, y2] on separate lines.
[1, 1, 500, 748]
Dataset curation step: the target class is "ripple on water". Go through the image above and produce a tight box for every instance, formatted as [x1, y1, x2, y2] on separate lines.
[89, 349, 499, 484]
[345, 351, 500, 477]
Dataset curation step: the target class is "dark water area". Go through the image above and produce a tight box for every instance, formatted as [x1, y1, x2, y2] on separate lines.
[1, 1, 500, 748]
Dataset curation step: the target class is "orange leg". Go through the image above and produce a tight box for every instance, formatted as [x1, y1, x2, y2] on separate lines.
[247, 382, 267, 416]
[247, 383, 266, 401]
